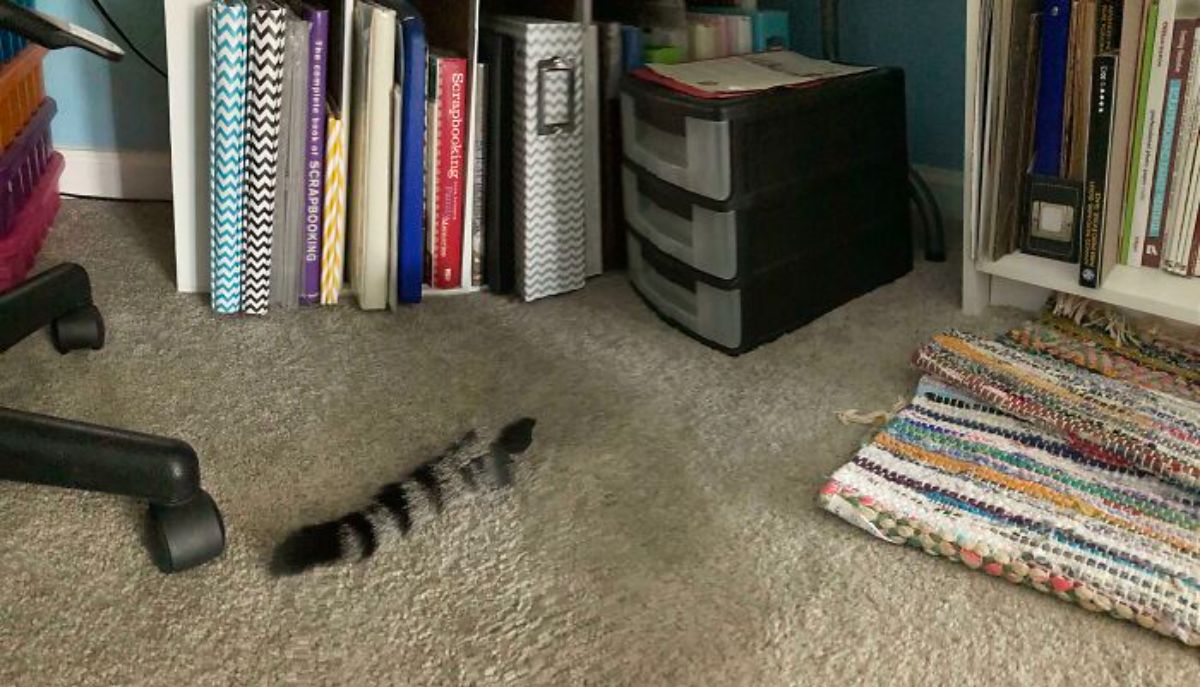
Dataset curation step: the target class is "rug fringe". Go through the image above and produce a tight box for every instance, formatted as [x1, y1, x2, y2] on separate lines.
[836, 396, 906, 426]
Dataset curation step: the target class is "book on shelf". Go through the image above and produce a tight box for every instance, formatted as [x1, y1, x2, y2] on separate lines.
[1078, 54, 1118, 288]
[1144, 16, 1197, 268]
[318, 0, 354, 306]
[471, 62, 487, 288]
[269, 9, 310, 312]
[241, 1, 286, 316]
[346, 1, 396, 311]
[202, 0, 611, 312]
[1123, 0, 1170, 265]
[426, 51, 468, 290]
[392, 2, 427, 306]
[975, 0, 1200, 289]
[300, 3, 329, 305]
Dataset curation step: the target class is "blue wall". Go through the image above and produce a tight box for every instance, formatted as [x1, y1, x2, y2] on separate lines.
[39, 0, 169, 151]
[788, 0, 966, 170]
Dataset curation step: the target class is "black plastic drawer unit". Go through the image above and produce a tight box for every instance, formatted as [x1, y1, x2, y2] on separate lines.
[621, 67, 913, 354]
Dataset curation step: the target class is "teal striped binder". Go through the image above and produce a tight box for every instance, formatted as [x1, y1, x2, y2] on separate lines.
[209, 0, 249, 314]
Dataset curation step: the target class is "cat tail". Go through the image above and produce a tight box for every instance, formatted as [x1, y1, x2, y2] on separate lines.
[270, 417, 536, 576]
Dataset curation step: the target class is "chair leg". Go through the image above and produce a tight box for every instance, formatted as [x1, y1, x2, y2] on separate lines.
[0, 263, 104, 353]
[0, 407, 226, 572]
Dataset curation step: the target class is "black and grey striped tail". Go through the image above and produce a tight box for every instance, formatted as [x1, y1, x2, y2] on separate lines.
[270, 418, 537, 576]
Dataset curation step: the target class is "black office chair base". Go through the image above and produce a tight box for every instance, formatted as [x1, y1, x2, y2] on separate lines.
[51, 303, 105, 353]
[2, 263, 225, 574]
[149, 489, 226, 573]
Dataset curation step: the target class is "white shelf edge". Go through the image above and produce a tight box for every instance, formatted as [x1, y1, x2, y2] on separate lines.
[978, 252, 1200, 326]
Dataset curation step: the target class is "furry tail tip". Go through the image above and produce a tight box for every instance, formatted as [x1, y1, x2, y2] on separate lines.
[270, 521, 345, 577]
[497, 417, 536, 454]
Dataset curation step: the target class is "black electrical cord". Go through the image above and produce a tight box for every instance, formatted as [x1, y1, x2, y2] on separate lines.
[88, 0, 167, 78]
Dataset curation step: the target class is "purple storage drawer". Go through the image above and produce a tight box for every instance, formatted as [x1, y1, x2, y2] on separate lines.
[0, 97, 56, 238]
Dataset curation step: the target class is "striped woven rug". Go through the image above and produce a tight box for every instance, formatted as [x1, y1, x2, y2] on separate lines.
[821, 325, 1200, 648]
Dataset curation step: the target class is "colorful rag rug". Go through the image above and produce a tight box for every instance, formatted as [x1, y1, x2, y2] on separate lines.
[1004, 314, 1200, 404]
[821, 326, 1200, 648]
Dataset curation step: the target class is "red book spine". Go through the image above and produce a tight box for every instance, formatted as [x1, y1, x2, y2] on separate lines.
[433, 56, 468, 289]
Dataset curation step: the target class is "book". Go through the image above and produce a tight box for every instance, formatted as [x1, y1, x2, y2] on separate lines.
[269, 11, 310, 311]
[1129, 1, 1180, 264]
[320, 0, 354, 305]
[598, 21, 626, 270]
[1163, 13, 1200, 276]
[1144, 18, 1198, 267]
[1065, 0, 1099, 181]
[1079, 54, 1119, 288]
[209, 0, 249, 315]
[393, 2, 427, 305]
[388, 82, 403, 308]
[988, 1, 1040, 261]
[1162, 17, 1200, 274]
[1033, 0, 1074, 175]
[1098, 0, 1147, 284]
[583, 25, 604, 278]
[1122, 0, 1165, 264]
[300, 4, 329, 305]
[481, 28, 515, 293]
[321, 115, 347, 303]
[241, 0, 286, 316]
[347, 2, 396, 310]
[471, 62, 487, 288]
[428, 53, 468, 290]
[424, 72, 439, 286]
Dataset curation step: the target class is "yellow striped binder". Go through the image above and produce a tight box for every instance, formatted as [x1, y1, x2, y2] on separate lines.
[321, 114, 347, 304]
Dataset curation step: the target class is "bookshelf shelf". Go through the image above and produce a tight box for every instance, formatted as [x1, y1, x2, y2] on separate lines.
[961, 0, 1200, 328]
[978, 252, 1200, 326]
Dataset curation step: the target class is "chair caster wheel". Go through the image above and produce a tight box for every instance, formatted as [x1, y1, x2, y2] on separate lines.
[51, 304, 105, 354]
[148, 490, 226, 573]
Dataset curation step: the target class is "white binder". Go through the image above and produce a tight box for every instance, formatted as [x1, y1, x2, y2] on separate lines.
[346, 2, 396, 310]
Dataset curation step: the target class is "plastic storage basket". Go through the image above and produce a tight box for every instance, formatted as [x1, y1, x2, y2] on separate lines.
[0, 45, 47, 152]
[0, 98, 61, 293]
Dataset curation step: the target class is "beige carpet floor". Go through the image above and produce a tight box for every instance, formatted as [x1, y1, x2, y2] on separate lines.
[1, 200, 1195, 685]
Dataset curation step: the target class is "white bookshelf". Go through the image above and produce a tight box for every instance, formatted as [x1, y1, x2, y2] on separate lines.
[961, 0, 1200, 327]
[164, 0, 591, 294]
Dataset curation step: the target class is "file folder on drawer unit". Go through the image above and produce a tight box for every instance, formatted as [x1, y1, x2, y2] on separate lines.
[484, 16, 586, 302]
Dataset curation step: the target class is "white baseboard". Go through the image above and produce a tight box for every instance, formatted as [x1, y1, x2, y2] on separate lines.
[58, 148, 174, 201]
[913, 164, 964, 223]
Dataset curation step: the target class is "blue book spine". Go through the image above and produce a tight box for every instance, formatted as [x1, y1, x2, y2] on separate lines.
[396, 6, 427, 304]
[1032, 0, 1072, 176]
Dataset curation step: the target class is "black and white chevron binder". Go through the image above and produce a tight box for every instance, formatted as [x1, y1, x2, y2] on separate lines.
[241, 0, 286, 315]
[485, 16, 586, 302]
